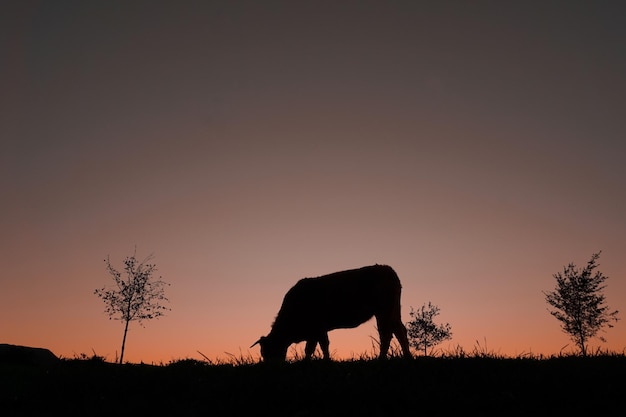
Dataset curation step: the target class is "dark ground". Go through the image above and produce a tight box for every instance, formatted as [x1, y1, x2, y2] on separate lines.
[1, 355, 624, 416]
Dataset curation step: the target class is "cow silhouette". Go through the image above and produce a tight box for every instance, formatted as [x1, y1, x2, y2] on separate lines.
[251, 264, 412, 361]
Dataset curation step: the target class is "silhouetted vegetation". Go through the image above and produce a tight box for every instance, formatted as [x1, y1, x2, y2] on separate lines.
[406, 302, 453, 356]
[544, 251, 619, 356]
[94, 249, 170, 364]
[2, 350, 624, 416]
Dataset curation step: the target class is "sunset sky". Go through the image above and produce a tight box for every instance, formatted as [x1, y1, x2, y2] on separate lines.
[3, 1, 625, 363]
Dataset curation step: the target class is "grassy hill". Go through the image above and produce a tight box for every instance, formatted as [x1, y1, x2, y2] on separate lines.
[2, 353, 624, 416]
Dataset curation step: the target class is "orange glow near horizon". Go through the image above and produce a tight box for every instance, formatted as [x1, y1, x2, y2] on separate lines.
[3, 2, 625, 364]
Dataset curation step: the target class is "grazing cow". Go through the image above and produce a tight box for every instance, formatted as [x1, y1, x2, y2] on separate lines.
[251, 264, 412, 361]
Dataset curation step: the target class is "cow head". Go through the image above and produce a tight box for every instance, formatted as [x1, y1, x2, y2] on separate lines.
[250, 335, 288, 361]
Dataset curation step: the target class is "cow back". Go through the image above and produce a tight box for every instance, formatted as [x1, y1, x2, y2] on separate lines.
[270, 264, 402, 341]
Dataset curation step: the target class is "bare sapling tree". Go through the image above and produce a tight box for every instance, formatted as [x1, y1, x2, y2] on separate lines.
[544, 251, 619, 356]
[406, 302, 452, 356]
[94, 249, 170, 364]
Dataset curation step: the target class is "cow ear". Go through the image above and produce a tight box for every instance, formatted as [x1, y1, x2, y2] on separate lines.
[250, 337, 264, 348]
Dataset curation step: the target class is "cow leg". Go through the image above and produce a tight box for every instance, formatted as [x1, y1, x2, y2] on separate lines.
[376, 316, 393, 359]
[393, 320, 412, 358]
[304, 340, 318, 359]
[319, 333, 330, 360]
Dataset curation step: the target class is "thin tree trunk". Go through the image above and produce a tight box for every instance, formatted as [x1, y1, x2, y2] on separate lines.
[119, 319, 130, 364]
[576, 330, 586, 357]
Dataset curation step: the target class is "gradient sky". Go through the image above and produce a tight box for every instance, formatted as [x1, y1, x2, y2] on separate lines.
[3, 1, 625, 363]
